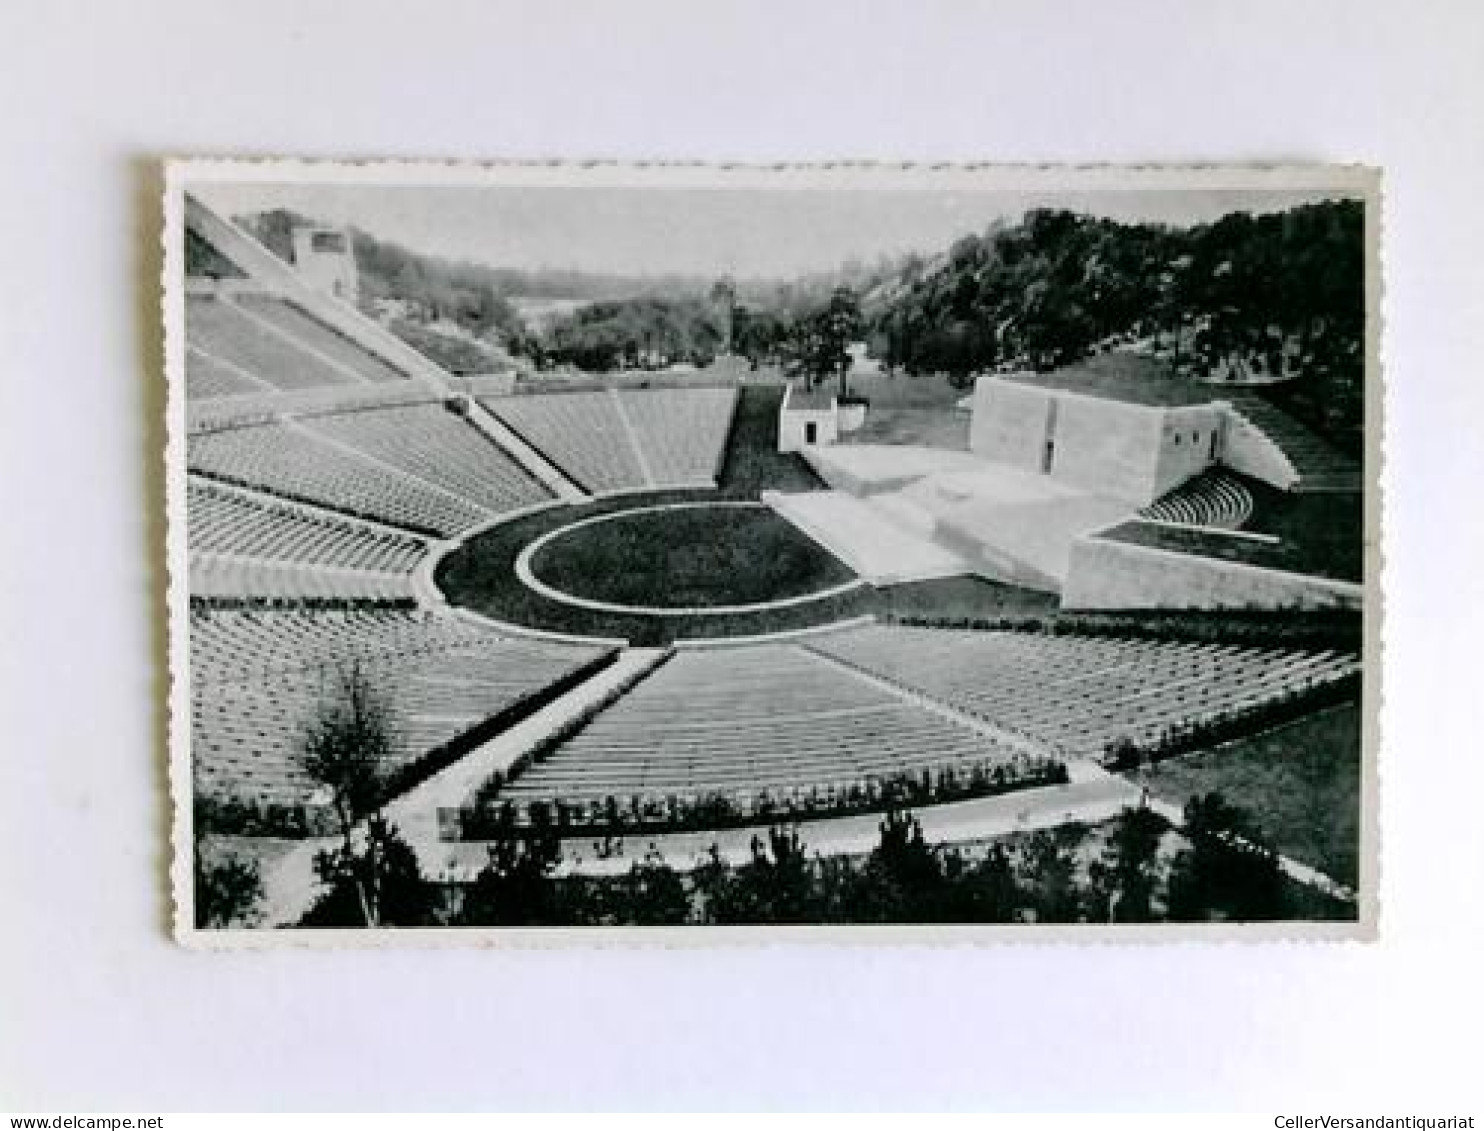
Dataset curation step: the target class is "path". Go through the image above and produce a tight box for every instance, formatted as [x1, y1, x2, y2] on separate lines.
[608, 388, 656, 487]
[441, 769, 1143, 880]
[256, 647, 670, 925]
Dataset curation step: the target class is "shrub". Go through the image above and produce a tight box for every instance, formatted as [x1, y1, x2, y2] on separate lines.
[457, 752, 1069, 841]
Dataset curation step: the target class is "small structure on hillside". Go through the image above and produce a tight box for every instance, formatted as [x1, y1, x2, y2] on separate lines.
[778, 383, 840, 452]
[290, 224, 359, 303]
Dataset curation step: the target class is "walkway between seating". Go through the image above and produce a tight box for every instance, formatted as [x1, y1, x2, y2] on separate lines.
[257, 647, 670, 924]
[439, 769, 1145, 879]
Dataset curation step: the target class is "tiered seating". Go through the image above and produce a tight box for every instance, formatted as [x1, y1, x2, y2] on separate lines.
[1141, 468, 1254, 530]
[502, 644, 1024, 806]
[187, 347, 265, 399]
[188, 478, 426, 572]
[187, 384, 441, 437]
[234, 295, 409, 384]
[186, 295, 355, 391]
[807, 625, 1359, 762]
[617, 388, 737, 486]
[484, 392, 646, 493]
[191, 608, 609, 810]
[192, 607, 477, 686]
[190, 555, 416, 603]
[301, 404, 551, 517]
[188, 422, 486, 537]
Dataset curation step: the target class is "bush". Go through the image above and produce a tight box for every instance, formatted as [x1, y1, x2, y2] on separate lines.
[458, 752, 1068, 841]
[194, 850, 264, 929]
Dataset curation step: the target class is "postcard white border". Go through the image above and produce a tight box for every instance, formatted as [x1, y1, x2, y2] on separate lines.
[164, 158, 1383, 947]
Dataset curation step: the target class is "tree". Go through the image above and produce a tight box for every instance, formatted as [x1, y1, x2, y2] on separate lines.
[703, 826, 819, 924]
[843, 808, 949, 922]
[1089, 805, 1168, 922]
[957, 843, 1022, 923]
[459, 802, 566, 926]
[820, 287, 863, 398]
[733, 306, 792, 370]
[1018, 826, 1085, 923]
[193, 840, 264, 929]
[191, 791, 265, 929]
[619, 850, 692, 926]
[301, 815, 437, 928]
[234, 208, 315, 264]
[783, 287, 862, 396]
[297, 664, 400, 927]
[1166, 792, 1287, 921]
[542, 297, 724, 371]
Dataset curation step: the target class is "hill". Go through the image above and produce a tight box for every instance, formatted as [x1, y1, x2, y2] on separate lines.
[869, 201, 1365, 454]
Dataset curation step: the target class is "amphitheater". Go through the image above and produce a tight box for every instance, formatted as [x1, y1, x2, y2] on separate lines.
[178, 197, 1365, 919]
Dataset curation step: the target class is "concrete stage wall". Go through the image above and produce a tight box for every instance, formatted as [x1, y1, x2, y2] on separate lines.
[1062, 533, 1363, 611]
[969, 380, 1052, 472]
[802, 443, 1137, 592]
[1050, 394, 1167, 502]
[970, 376, 1223, 505]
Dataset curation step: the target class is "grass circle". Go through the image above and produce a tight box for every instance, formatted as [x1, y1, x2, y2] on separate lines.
[526, 503, 856, 611]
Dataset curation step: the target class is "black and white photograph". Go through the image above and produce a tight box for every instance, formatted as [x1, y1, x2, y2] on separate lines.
[168, 162, 1377, 938]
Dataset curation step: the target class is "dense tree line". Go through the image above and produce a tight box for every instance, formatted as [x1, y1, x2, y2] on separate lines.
[272, 799, 1316, 929]
[349, 227, 526, 342]
[870, 201, 1365, 451]
[234, 201, 1364, 449]
[536, 296, 725, 371]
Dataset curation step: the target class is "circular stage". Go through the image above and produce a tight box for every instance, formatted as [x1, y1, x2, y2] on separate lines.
[433, 490, 875, 644]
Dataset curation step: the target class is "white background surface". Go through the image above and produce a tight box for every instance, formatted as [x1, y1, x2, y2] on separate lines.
[2, 0, 1481, 1112]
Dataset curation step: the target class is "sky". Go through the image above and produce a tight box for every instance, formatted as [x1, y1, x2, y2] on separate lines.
[194, 182, 1357, 282]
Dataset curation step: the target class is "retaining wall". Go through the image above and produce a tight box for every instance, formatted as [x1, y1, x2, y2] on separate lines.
[1062, 534, 1363, 611]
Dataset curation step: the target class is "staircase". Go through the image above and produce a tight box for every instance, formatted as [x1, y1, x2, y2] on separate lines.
[1224, 392, 1362, 493]
[465, 399, 587, 502]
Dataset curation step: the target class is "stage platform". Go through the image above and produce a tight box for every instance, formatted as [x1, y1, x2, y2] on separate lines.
[761, 489, 972, 585]
[801, 444, 988, 495]
[775, 444, 1136, 593]
[900, 469, 1132, 590]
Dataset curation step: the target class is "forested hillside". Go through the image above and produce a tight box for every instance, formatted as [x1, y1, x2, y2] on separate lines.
[536, 297, 725, 371]
[232, 201, 1366, 451]
[871, 201, 1365, 452]
[236, 209, 527, 372]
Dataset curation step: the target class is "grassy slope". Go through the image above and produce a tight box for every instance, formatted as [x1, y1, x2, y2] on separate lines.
[716, 384, 828, 495]
[838, 369, 972, 451]
[1242, 478, 1365, 584]
[1127, 701, 1362, 886]
[1102, 517, 1363, 584]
